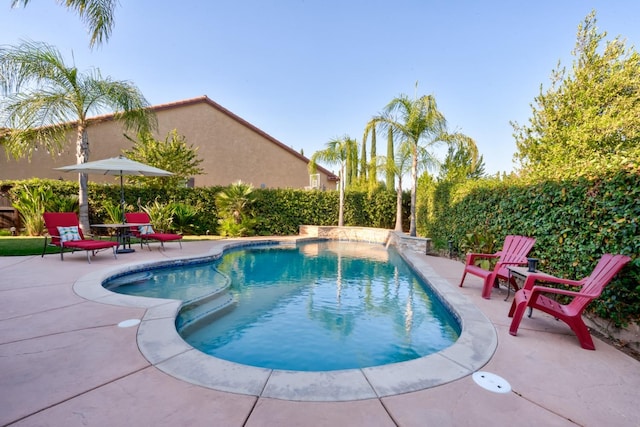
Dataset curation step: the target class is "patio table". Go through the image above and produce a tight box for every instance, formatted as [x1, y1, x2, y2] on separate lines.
[506, 265, 558, 316]
[91, 223, 149, 254]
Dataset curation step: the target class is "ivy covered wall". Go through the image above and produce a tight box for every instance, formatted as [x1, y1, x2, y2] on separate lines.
[419, 163, 640, 326]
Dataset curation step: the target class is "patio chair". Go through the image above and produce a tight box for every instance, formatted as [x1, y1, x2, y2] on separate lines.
[508, 254, 631, 350]
[125, 212, 183, 251]
[42, 212, 118, 263]
[459, 235, 536, 299]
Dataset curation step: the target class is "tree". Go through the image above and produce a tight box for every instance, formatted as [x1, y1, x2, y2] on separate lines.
[0, 40, 156, 231]
[385, 127, 395, 189]
[347, 138, 358, 186]
[359, 132, 367, 181]
[123, 129, 204, 187]
[368, 126, 377, 189]
[310, 136, 356, 226]
[11, 0, 118, 48]
[439, 143, 486, 181]
[382, 141, 413, 231]
[366, 91, 477, 236]
[512, 11, 640, 174]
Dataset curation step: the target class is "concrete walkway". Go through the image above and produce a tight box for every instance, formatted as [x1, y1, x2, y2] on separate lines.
[1, 240, 638, 426]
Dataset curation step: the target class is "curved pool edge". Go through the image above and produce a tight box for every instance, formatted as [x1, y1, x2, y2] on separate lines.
[72, 238, 497, 402]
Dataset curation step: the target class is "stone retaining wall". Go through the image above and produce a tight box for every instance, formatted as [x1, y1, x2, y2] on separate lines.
[387, 232, 433, 254]
[298, 225, 389, 244]
[298, 225, 432, 254]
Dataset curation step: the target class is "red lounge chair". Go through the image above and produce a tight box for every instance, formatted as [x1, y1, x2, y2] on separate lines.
[459, 235, 536, 299]
[125, 212, 183, 250]
[508, 254, 631, 350]
[42, 212, 118, 263]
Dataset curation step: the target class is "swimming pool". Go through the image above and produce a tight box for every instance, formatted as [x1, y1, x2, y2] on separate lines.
[105, 240, 461, 371]
[77, 234, 496, 400]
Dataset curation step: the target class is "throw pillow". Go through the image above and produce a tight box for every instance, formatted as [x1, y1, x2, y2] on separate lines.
[138, 225, 155, 235]
[57, 226, 82, 242]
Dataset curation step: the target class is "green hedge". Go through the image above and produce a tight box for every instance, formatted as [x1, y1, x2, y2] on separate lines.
[252, 187, 403, 235]
[2, 179, 407, 237]
[420, 165, 640, 326]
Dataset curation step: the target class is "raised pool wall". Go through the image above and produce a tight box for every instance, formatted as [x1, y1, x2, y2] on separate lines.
[298, 225, 433, 254]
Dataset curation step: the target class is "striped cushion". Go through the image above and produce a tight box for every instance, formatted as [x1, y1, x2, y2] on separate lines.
[57, 226, 81, 242]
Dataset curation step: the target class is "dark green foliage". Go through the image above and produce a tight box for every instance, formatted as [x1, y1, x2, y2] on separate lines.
[215, 181, 257, 237]
[422, 165, 639, 326]
[385, 127, 395, 189]
[369, 127, 377, 187]
[172, 202, 200, 234]
[360, 188, 398, 229]
[253, 189, 337, 235]
[2, 179, 404, 238]
[253, 188, 400, 235]
[3, 179, 221, 236]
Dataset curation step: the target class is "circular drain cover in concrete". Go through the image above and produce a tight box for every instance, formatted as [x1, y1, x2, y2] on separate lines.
[118, 319, 141, 328]
[472, 371, 511, 393]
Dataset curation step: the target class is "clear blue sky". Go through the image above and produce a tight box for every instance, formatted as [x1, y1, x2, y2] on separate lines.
[2, 1, 639, 175]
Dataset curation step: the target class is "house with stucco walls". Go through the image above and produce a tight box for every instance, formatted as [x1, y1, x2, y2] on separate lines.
[0, 95, 338, 190]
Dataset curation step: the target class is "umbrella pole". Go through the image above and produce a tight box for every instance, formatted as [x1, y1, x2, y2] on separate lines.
[120, 172, 126, 223]
[117, 172, 134, 253]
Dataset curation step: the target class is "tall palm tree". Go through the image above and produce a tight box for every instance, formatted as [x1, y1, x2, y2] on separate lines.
[310, 135, 356, 227]
[11, 0, 118, 48]
[0, 40, 156, 231]
[366, 92, 477, 236]
[376, 138, 431, 232]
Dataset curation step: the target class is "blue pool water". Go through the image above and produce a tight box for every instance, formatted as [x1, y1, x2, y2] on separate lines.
[104, 241, 460, 371]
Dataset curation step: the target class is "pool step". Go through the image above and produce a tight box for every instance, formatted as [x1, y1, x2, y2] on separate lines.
[176, 291, 236, 334]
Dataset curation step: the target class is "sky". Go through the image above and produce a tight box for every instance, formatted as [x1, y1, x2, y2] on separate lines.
[2, 1, 640, 176]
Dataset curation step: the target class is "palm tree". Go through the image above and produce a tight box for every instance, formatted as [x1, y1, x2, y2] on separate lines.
[375, 138, 430, 232]
[389, 142, 413, 231]
[366, 92, 477, 236]
[11, 0, 118, 48]
[0, 40, 156, 231]
[310, 136, 356, 226]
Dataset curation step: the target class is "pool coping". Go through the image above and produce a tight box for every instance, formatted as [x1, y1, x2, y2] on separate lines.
[72, 238, 497, 402]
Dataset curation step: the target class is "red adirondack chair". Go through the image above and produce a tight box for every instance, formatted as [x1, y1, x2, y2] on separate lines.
[125, 212, 183, 250]
[508, 254, 631, 350]
[42, 212, 118, 263]
[459, 235, 536, 299]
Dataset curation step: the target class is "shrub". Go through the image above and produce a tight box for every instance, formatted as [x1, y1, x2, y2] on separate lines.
[142, 200, 176, 232]
[9, 183, 55, 235]
[421, 162, 639, 326]
[215, 181, 257, 237]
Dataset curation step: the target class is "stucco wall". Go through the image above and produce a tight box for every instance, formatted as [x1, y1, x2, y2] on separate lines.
[0, 96, 337, 190]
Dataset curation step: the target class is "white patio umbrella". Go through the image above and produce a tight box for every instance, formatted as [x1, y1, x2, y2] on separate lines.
[55, 155, 173, 222]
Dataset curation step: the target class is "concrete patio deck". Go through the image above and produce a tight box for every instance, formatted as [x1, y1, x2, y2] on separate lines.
[1, 239, 638, 426]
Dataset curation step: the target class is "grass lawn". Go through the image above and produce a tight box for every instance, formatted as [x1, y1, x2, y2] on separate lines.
[0, 236, 54, 256]
[0, 235, 223, 256]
